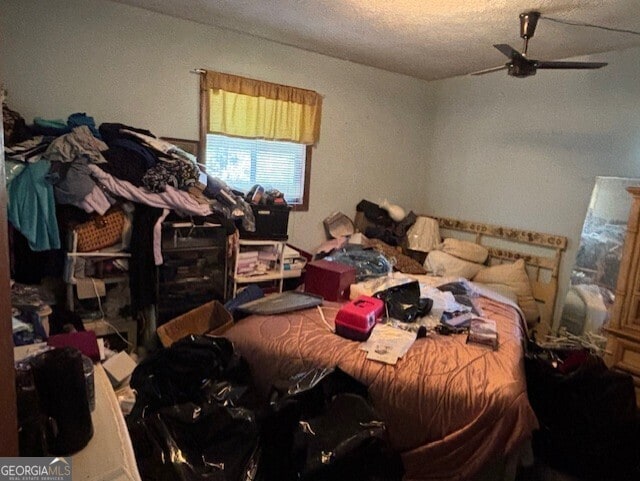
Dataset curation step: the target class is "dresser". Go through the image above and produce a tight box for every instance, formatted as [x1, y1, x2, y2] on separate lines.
[157, 221, 228, 325]
[605, 185, 640, 406]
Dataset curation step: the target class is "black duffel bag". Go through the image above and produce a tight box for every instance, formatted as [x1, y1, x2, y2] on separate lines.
[525, 345, 640, 481]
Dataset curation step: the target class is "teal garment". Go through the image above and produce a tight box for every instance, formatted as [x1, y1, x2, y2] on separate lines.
[8, 159, 61, 251]
[33, 117, 67, 127]
[4, 159, 26, 185]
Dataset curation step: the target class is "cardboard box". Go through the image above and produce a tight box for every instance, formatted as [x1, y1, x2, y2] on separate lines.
[304, 260, 356, 301]
[156, 300, 233, 347]
[103, 351, 138, 387]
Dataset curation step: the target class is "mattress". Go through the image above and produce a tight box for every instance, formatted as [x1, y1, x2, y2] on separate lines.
[223, 295, 537, 481]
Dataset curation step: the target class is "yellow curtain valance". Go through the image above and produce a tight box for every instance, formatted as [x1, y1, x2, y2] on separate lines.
[205, 70, 322, 145]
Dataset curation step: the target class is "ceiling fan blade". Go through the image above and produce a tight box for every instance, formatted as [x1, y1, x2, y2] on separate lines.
[470, 65, 508, 76]
[535, 60, 608, 70]
[493, 44, 522, 59]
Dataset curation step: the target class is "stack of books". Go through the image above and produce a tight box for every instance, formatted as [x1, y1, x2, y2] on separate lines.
[257, 245, 279, 269]
[283, 245, 307, 277]
[236, 251, 259, 276]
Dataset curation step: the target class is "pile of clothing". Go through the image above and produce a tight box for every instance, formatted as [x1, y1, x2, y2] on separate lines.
[3, 103, 254, 313]
[3, 104, 255, 253]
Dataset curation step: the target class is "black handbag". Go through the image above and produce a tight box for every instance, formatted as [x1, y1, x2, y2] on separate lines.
[374, 280, 432, 323]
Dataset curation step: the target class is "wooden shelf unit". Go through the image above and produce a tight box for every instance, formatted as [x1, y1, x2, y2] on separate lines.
[232, 239, 286, 297]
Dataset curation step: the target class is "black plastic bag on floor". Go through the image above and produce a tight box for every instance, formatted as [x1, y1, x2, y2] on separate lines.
[525, 345, 640, 481]
[127, 335, 261, 481]
[128, 400, 260, 481]
[129, 335, 254, 420]
[260, 367, 403, 481]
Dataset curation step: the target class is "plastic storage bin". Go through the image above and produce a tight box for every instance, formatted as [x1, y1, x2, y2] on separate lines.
[241, 204, 291, 240]
[335, 296, 384, 341]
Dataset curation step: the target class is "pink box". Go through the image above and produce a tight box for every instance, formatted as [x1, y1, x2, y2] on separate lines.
[335, 296, 384, 341]
[304, 260, 356, 301]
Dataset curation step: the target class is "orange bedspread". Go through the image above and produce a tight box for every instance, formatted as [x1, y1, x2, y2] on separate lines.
[223, 296, 538, 480]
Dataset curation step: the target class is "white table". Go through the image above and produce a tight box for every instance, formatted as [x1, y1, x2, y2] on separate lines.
[72, 364, 141, 480]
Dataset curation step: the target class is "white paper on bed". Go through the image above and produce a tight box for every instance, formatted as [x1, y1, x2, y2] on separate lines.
[360, 323, 417, 365]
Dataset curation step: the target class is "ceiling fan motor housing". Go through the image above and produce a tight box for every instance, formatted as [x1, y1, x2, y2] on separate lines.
[508, 61, 537, 78]
[519, 11, 540, 39]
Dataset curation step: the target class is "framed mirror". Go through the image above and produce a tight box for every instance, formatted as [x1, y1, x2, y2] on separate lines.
[558, 176, 640, 336]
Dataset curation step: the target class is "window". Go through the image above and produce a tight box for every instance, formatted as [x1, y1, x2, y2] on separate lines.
[204, 134, 311, 209]
[199, 70, 322, 212]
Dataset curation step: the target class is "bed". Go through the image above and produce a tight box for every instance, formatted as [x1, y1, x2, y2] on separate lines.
[222, 216, 568, 480]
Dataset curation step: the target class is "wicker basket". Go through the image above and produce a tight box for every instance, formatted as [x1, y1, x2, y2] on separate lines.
[75, 208, 125, 252]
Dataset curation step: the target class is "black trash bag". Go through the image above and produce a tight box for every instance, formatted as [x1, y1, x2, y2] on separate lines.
[292, 393, 399, 481]
[260, 367, 403, 481]
[128, 400, 261, 481]
[364, 226, 401, 246]
[127, 335, 262, 481]
[374, 280, 432, 323]
[129, 335, 254, 420]
[525, 345, 640, 481]
[270, 367, 369, 419]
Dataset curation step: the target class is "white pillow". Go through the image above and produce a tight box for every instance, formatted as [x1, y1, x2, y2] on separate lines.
[475, 282, 519, 305]
[472, 259, 539, 323]
[439, 238, 489, 264]
[425, 250, 485, 279]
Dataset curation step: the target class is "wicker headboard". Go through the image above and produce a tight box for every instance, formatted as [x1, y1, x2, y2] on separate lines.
[427, 215, 567, 329]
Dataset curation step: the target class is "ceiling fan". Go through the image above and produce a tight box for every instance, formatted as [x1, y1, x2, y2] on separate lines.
[472, 11, 608, 78]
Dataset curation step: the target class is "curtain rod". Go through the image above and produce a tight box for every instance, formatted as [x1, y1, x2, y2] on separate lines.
[190, 68, 205, 74]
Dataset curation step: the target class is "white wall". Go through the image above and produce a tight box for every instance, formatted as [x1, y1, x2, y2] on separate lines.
[0, 0, 433, 252]
[420, 47, 640, 322]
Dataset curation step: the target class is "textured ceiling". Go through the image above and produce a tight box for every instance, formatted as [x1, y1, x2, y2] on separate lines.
[112, 0, 640, 81]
